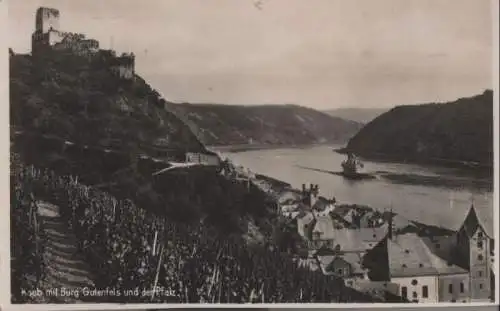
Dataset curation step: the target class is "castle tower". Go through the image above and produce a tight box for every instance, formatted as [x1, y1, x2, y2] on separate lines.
[35, 7, 60, 33]
[456, 205, 492, 301]
[32, 7, 65, 54]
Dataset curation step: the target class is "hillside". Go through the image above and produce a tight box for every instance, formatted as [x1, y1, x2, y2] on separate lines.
[344, 90, 493, 167]
[10, 51, 206, 158]
[168, 103, 364, 147]
[324, 107, 388, 124]
[10, 50, 380, 303]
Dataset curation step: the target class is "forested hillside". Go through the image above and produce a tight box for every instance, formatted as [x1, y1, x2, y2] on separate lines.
[344, 90, 493, 167]
[169, 103, 364, 146]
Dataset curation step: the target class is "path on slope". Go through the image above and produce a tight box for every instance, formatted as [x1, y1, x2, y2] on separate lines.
[37, 201, 98, 303]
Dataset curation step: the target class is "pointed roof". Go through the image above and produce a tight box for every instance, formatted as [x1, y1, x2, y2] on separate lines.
[459, 205, 493, 239]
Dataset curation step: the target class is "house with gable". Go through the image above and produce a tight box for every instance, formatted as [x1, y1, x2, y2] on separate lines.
[315, 246, 368, 280]
[364, 204, 494, 303]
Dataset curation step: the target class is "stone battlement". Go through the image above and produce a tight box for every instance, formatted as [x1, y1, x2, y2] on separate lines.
[31, 7, 136, 79]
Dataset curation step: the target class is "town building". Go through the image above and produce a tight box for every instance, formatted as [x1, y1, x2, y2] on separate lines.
[312, 197, 337, 217]
[309, 220, 389, 253]
[315, 248, 368, 279]
[367, 204, 494, 303]
[185, 151, 220, 166]
[455, 205, 494, 302]
[384, 232, 469, 303]
[277, 190, 302, 206]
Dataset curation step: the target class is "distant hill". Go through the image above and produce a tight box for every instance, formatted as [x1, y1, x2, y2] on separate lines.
[168, 103, 364, 147]
[324, 108, 388, 124]
[343, 90, 493, 167]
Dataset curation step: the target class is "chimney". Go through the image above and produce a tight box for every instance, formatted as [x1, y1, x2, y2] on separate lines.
[302, 184, 306, 194]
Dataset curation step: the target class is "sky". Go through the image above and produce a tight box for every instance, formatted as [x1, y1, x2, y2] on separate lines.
[8, 0, 495, 109]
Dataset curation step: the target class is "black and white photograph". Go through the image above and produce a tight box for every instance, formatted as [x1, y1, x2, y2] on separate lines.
[8, 0, 498, 306]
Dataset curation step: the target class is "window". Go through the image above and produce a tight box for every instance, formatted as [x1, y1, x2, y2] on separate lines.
[478, 232, 483, 239]
[451, 299, 456, 303]
[422, 286, 428, 298]
[411, 279, 418, 286]
[478, 241, 483, 249]
[479, 284, 483, 289]
[412, 291, 418, 299]
[478, 254, 483, 261]
[460, 282, 464, 293]
[448, 284, 453, 294]
[401, 286, 407, 298]
[478, 270, 483, 277]
[337, 268, 343, 275]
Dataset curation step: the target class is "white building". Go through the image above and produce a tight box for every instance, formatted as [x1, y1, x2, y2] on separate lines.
[386, 233, 470, 303]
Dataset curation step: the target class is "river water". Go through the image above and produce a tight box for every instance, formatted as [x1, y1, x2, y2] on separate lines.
[221, 145, 494, 232]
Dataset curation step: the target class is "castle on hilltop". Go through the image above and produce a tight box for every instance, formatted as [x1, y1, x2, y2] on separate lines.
[31, 7, 135, 79]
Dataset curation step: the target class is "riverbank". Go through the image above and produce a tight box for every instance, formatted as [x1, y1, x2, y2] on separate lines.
[208, 143, 340, 153]
[246, 166, 460, 235]
[334, 147, 493, 173]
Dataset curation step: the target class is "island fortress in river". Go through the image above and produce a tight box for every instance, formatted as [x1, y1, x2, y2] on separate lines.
[272, 181, 495, 302]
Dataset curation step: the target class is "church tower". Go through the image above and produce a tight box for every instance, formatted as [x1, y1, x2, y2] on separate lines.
[456, 205, 492, 302]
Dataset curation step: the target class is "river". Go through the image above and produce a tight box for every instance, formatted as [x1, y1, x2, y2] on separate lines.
[220, 145, 494, 232]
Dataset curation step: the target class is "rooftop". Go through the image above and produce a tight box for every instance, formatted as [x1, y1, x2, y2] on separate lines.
[313, 224, 389, 252]
[312, 215, 336, 237]
[317, 252, 366, 275]
[388, 233, 468, 278]
[277, 190, 302, 205]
